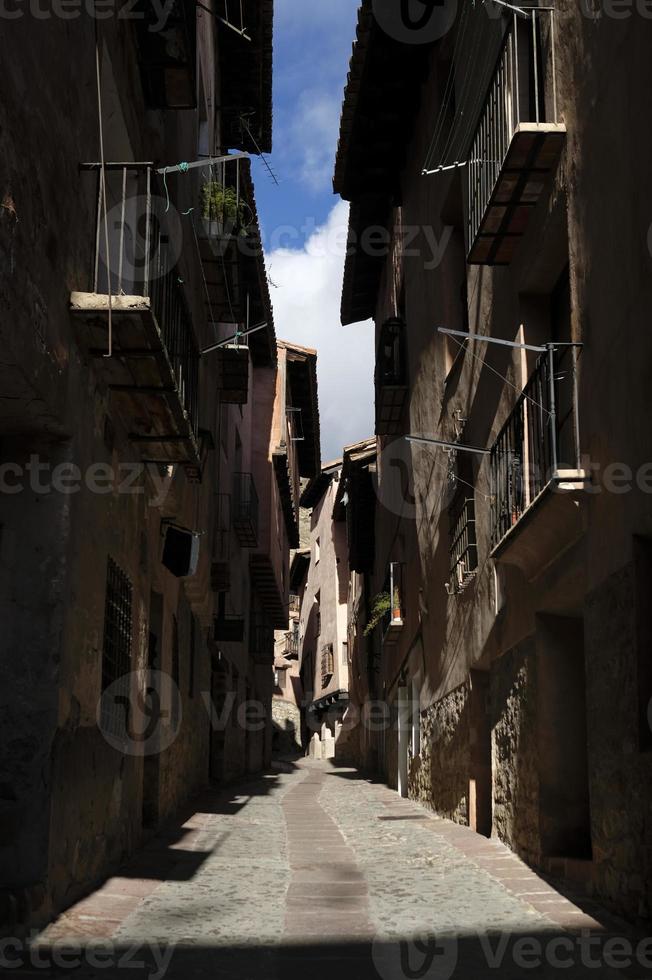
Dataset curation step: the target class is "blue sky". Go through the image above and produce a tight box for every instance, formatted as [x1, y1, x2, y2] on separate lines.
[249, 0, 375, 462]
[252, 0, 358, 244]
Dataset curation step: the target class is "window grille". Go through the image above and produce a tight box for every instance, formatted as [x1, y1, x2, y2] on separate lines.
[101, 558, 133, 737]
[321, 643, 334, 686]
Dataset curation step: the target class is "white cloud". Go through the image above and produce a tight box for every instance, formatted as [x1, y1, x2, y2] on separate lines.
[267, 200, 375, 462]
[291, 91, 342, 193]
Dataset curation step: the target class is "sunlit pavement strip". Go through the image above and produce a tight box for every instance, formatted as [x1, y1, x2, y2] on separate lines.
[27, 761, 651, 980]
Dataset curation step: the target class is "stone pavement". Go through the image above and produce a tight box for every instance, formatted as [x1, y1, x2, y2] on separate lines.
[9, 760, 652, 979]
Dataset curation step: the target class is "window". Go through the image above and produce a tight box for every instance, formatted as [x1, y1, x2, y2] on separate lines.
[321, 644, 334, 687]
[342, 641, 348, 666]
[101, 558, 133, 737]
[315, 537, 320, 563]
[448, 451, 478, 594]
[315, 591, 321, 636]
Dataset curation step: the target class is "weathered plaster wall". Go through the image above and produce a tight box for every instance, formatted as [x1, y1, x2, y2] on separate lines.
[353, 0, 652, 922]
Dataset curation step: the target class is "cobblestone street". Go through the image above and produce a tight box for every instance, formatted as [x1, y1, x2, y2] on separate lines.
[18, 761, 650, 980]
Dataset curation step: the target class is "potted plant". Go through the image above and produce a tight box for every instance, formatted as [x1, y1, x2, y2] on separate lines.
[200, 179, 251, 239]
[363, 591, 391, 636]
[391, 585, 402, 623]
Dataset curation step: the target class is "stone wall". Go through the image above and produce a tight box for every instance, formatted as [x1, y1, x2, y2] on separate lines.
[410, 683, 470, 825]
[585, 562, 652, 921]
[271, 699, 302, 755]
[491, 640, 540, 867]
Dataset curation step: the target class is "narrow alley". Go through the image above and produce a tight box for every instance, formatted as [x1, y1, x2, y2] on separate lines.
[3, 0, 652, 968]
[22, 762, 650, 980]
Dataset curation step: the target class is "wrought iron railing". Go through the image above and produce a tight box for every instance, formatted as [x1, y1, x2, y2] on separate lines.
[449, 498, 478, 593]
[490, 344, 582, 548]
[321, 643, 334, 685]
[382, 561, 404, 638]
[289, 593, 300, 615]
[81, 163, 199, 436]
[232, 471, 259, 547]
[283, 630, 299, 659]
[376, 317, 406, 387]
[467, 9, 559, 253]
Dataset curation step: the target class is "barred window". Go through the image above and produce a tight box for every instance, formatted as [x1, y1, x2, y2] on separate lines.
[101, 558, 133, 737]
[321, 643, 334, 687]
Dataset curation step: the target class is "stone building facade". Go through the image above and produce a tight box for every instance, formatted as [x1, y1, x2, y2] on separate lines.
[334, 0, 652, 922]
[270, 351, 321, 756]
[0, 0, 312, 933]
[296, 461, 350, 758]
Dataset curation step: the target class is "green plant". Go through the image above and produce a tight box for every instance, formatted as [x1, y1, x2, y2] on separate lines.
[200, 180, 250, 233]
[363, 591, 391, 636]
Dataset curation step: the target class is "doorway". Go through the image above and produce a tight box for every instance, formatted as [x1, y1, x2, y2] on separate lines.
[537, 614, 592, 859]
[469, 670, 492, 837]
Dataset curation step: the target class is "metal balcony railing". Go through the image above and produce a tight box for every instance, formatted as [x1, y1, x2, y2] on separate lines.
[382, 561, 404, 640]
[283, 630, 299, 659]
[376, 317, 406, 387]
[449, 498, 478, 594]
[80, 163, 199, 440]
[134, 0, 197, 109]
[467, 9, 563, 264]
[376, 317, 408, 436]
[321, 643, 334, 686]
[289, 593, 300, 615]
[232, 471, 259, 548]
[490, 345, 582, 549]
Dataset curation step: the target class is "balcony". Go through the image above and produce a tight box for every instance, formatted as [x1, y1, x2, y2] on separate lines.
[449, 498, 478, 594]
[283, 630, 299, 660]
[467, 9, 565, 265]
[382, 561, 404, 643]
[217, 345, 250, 405]
[232, 472, 259, 548]
[273, 405, 301, 550]
[321, 643, 335, 687]
[490, 345, 588, 579]
[133, 0, 197, 109]
[70, 164, 200, 471]
[375, 317, 408, 436]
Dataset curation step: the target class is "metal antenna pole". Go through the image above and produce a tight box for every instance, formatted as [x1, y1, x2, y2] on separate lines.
[201, 322, 268, 356]
[406, 436, 491, 455]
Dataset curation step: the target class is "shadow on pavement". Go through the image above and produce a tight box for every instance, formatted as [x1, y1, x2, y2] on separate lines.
[5, 928, 652, 980]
